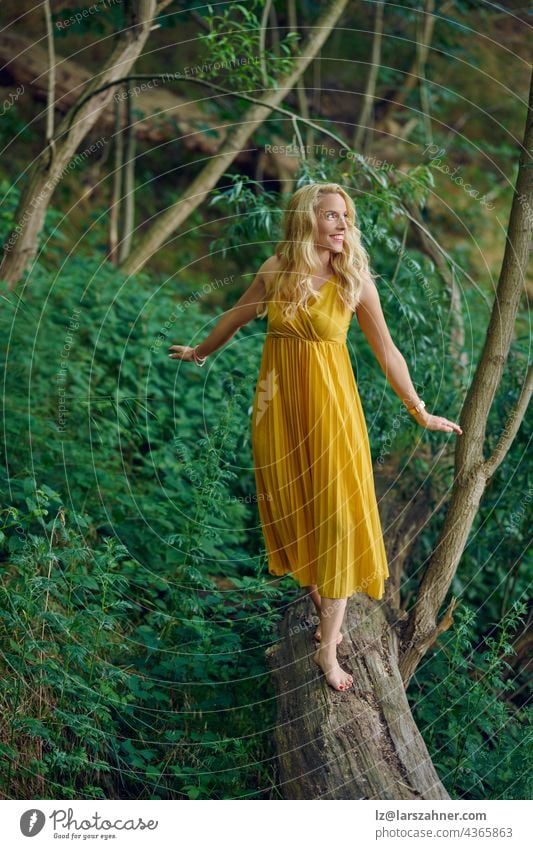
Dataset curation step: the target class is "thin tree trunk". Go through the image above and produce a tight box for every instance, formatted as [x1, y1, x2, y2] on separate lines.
[379, 0, 436, 128]
[120, 0, 350, 277]
[0, 0, 157, 289]
[353, 0, 384, 153]
[109, 88, 126, 265]
[259, 0, 273, 89]
[288, 0, 315, 154]
[269, 1, 281, 59]
[43, 0, 55, 147]
[399, 68, 533, 686]
[418, 0, 435, 144]
[118, 86, 137, 263]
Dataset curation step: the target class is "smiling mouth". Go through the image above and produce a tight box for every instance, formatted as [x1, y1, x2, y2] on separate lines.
[330, 235, 344, 243]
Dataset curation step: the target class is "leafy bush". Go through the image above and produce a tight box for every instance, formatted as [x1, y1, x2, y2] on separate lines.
[0, 249, 291, 798]
[0, 467, 287, 798]
[411, 602, 531, 800]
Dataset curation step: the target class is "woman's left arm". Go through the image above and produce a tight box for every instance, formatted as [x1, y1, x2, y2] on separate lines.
[356, 280, 462, 435]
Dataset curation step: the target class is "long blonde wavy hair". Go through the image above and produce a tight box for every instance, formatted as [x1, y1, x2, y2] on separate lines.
[257, 182, 375, 321]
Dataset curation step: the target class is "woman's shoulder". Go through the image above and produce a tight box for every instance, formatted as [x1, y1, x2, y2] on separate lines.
[259, 254, 283, 276]
[257, 254, 283, 294]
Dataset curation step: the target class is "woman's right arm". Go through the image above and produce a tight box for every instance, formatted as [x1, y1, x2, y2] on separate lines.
[168, 259, 271, 362]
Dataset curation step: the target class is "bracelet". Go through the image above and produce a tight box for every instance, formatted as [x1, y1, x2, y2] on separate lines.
[192, 346, 208, 367]
[407, 399, 426, 416]
[192, 346, 207, 367]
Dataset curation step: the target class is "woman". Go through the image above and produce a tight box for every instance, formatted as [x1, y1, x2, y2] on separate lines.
[169, 182, 462, 693]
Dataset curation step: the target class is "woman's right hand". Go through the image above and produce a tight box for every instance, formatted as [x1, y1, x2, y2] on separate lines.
[168, 344, 196, 361]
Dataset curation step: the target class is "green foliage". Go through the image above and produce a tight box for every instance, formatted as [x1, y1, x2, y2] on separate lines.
[208, 175, 280, 260]
[0, 251, 290, 798]
[198, 0, 299, 89]
[411, 601, 532, 799]
[0, 463, 285, 799]
[0, 99, 36, 149]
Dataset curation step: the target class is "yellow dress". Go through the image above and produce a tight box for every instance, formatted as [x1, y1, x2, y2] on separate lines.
[251, 275, 389, 600]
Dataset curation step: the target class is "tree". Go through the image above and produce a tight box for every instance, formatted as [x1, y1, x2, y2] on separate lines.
[399, 68, 533, 686]
[0, 0, 158, 288]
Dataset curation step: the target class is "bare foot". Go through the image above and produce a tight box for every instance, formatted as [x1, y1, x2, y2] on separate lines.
[314, 624, 343, 644]
[312, 647, 353, 692]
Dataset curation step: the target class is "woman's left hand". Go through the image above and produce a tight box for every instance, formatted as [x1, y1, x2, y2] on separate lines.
[415, 410, 463, 434]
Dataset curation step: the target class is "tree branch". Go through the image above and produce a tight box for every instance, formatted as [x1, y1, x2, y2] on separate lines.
[417, 0, 436, 144]
[379, 1, 437, 127]
[484, 363, 533, 478]
[156, 0, 176, 13]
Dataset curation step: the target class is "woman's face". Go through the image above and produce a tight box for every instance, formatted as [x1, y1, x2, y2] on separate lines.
[314, 193, 349, 254]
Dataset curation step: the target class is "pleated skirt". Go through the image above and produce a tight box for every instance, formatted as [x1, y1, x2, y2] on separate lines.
[251, 333, 389, 600]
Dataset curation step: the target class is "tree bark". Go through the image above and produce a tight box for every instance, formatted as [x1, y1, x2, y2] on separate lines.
[266, 593, 449, 799]
[417, 0, 436, 143]
[119, 0, 350, 276]
[287, 0, 314, 156]
[43, 0, 55, 146]
[109, 87, 126, 266]
[0, 1, 157, 288]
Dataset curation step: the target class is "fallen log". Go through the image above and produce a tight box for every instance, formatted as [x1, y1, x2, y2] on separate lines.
[0, 31, 222, 152]
[0, 30, 298, 182]
[266, 591, 449, 799]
